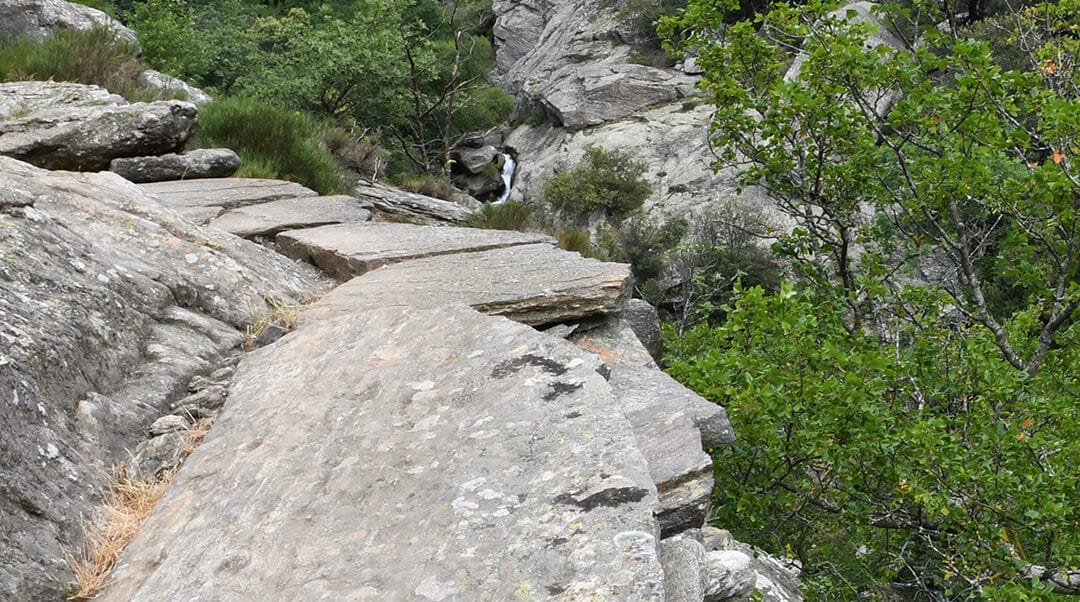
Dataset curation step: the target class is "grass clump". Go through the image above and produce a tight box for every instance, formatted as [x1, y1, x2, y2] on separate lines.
[464, 201, 534, 231]
[0, 27, 149, 100]
[394, 173, 456, 200]
[242, 295, 306, 350]
[193, 96, 353, 195]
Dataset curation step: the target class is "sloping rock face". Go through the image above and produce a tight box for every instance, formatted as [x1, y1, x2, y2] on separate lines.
[140, 177, 319, 223]
[104, 305, 666, 601]
[0, 156, 322, 599]
[304, 243, 631, 326]
[277, 222, 553, 281]
[0, 0, 138, 47]
[209, 195, 373, 239]
[0, 82, 198, 171]
[110, 149, 241, 183]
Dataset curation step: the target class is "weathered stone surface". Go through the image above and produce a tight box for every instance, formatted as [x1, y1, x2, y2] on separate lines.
[104, 305, 665, 600]
[450, 144, 501, 175]
[127, 432, 187, 481]
[208, 195, 372, 239]
[0, 80, 124, 119]
[542, 63, 695, 130]
[569, 318, 714, 535]
[140, 177, 318, 217]
[702, 527, 804, 602]
[0, 156, 321, 599]
[357, 182, 473, 223]
[705, 551, 757, 602]
[110, 149, 240, 183]
[623, 297, 663, 353]
[0, 0, 138, 47]
[277, 222, 553, 281]
[572, 319, 736, 450]
[137, 69, 212, 105]
[0, 83, 198, 171]
[661, 535, 709, 601]
[304, 243, 631, 326]
[148, 414, 191, 436]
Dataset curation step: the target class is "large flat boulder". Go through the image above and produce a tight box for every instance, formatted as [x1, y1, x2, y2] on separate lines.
[140, 178, 319, 222]
[357, 182, 473, 223]
[104, 305, 665, 600]
[110, 148, 240, 183]
[0, 80, 125, 118]
[208, 195, 372, 239]
[303, 243, 631, 326]
[0, 156, 322, 599]
[137, 69, 212, 105]
[0, 0, 138, 47]
[0, 84, 198, 171]
[277, 222, 553, 281]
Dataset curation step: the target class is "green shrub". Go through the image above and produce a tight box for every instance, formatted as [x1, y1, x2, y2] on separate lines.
[395, 173, 455, 200]
[542, 146, 652, 219]
[0, 27, 146, 99]
[464, 201, 534, 231]
[557, 229, 602, 258]
[193, 96, 352, 194]
[129, 0, 209, 82]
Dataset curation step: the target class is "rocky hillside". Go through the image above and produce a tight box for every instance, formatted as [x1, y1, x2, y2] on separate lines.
[0, 3, 804, 594]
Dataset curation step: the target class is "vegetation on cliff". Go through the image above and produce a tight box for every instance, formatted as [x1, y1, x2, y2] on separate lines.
[664, 0, 1080, 598]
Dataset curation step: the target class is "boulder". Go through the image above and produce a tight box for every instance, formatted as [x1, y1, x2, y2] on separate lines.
[0, 83, 198, 171]
[109, 149, 240, 183]
[277, 222, 553, 281]
[660, 535, 709, 601]
[0, 80, 124, 118]
[704, 551, 757, 601]
[0, 156, 321, 600]
[702, 527, 804, 602]
[356, 182, 473, 223]
[139, 178, 318, 223]
[136, 69, 212, 105]
[450, 144, 502, 175]
[0, 0, 138, 47]
[103, 305, 665, 600]
[209, 195, 372, 239]
[303, 243, 631, 326]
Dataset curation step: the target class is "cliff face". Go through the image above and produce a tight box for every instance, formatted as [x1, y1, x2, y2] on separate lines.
[490, 0, 777, 223]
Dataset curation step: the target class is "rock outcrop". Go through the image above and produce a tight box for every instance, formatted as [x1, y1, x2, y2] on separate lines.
[110, 148, 241, 183]
[209, 195, 373, 239]
[356, 182, 474, 223]
[136, 69, 213, 105]
[0, 156, 322, 599]
[277, 222, 553, 281]
[104, 305, 667, 600]
[0, 0, 138, 47]
[140, 177, 319, 223]
[0, 82, 198, 171]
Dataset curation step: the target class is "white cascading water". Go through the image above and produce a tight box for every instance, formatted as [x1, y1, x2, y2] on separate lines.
[493, 153, 515, 204]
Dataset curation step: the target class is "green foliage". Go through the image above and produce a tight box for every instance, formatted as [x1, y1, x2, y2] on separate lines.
[665, 0, 1080, 596]
[619, 0, 686, 64]
[193, 96, 352, 194]
[557, 228, 599, 257]
[129, 0, 208, 81]
[464, 201, 535, 231]
[542, 146, 652, 219]
[0, 27, 147, 99]
[667, 286, 1079, 600]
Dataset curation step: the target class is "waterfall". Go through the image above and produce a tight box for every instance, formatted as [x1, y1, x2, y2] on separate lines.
[493, 153, 515, 204]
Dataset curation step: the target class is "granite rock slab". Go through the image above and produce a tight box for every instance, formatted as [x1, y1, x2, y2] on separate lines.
[110, 148, 240, 183]
[209, 195, 372, 239]
[357, 182, 473, 223]
[103, 305, 665, 601]
[303, 243, 631, 326]
[277, 222, 553, 280]
[140, 177, 317, 212]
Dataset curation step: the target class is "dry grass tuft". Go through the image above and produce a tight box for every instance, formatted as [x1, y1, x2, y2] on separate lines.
[65, 471, 174, 600]
[182, 417, 215, 455]
[243, 296, 306, 350]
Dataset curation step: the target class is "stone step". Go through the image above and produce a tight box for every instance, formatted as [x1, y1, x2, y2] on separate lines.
[209, 195, 373, 239]
[302, 243, 631, 326]
[103, 305, 665, 600]
[140, 178, 318, 223]
[109, 149, 240, 184]
[277, 222, 553, 281]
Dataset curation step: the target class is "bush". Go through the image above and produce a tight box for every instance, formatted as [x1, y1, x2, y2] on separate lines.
[464, 201, 534, 231]
[0, 27, 146, 99]
[542, 146, 652, 219]
[395, 173, 455, 200]
[193, 96, 352, 194]
[129, 0, 209, 82]
[557, 228, 598, 257]
[323, 127, 386, 182]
